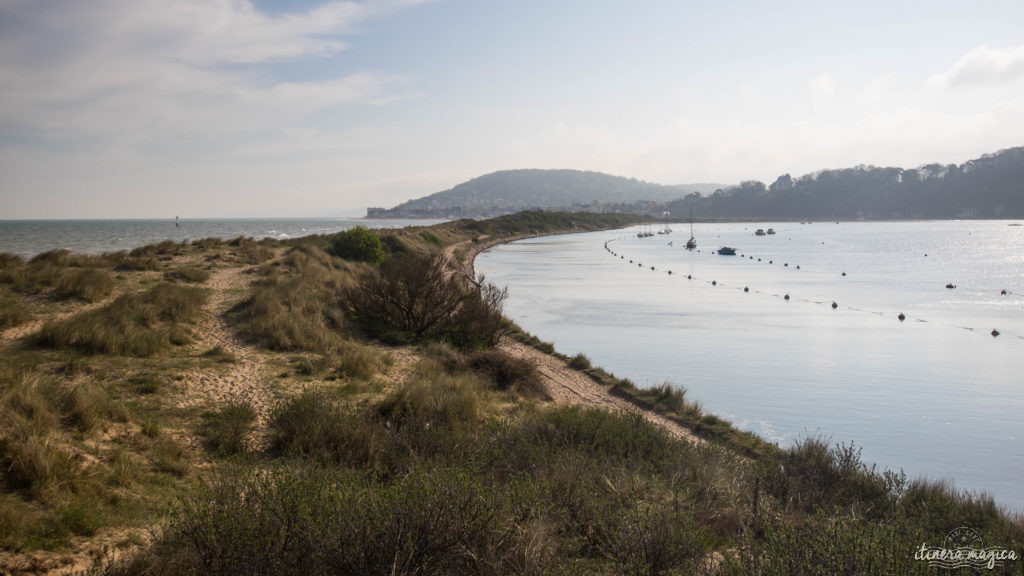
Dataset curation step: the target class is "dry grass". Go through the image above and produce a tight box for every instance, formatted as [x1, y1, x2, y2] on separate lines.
[37, 283, 207, 356]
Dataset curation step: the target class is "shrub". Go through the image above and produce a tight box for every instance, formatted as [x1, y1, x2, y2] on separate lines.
[269, 388, 385, 464]
[346, 253, 506, 347]
[568, 353, 592, 370]
[122, 465, 515, 576]
[465, 348, 548, 398]
[201, 403, 257, 457]
[376, 362, 481, 432]
[327, 226, 384, 265]
[379, 234, 410, 256]
[759, 438, 897, 517]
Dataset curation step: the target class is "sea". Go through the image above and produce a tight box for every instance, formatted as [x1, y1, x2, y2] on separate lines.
[476, 220, 1024, 512]
[0, 218, 443, 258]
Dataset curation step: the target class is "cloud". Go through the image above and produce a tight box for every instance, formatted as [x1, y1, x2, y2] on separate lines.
[0, 0, 419, 158]
[807, 73, 835, 97]
[932, 44, 1024, 86]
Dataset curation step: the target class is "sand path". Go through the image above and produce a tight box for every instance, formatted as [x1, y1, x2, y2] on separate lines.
[499, 339, 700, 444]
[176, 265, 272, 422]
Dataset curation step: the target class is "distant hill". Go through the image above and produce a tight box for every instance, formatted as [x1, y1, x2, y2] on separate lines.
[666, 146, 1024, 220]
[367, 147, 1024, 220]
[366, 169, 722, 218]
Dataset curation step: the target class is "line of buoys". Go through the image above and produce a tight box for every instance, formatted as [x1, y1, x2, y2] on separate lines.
[607, 240, 1015, 339]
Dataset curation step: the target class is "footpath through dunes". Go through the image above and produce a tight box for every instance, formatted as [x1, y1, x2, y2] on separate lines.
[175, 265, 273, 425]
[452, 236, 703, 445]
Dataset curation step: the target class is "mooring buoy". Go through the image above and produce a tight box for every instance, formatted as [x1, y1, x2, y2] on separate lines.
[992, 329, 1000, 337]
[712, 280, 717, 286]
[831, 301, 838, 309]
[784, 294, 790, 301]
[898, 313, 906, 321]
[744, 286, 749, 293]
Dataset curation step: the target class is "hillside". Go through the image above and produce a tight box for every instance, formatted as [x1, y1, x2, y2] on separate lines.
[367, 169, 721, 218]
[369, 146, 1024, 220]
[669, 146, 1024, 220]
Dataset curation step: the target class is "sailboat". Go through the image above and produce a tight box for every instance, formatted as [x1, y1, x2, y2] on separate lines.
[685, 208, 697, 250]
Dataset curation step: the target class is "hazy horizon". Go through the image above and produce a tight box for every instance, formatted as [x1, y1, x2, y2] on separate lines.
[2, 0, 1023, 219]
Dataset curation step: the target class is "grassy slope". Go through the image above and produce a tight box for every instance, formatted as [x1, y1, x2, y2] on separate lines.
[0, 214, 1020, 575]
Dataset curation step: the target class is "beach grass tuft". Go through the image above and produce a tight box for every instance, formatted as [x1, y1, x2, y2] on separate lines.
[36, 283, 207, 356]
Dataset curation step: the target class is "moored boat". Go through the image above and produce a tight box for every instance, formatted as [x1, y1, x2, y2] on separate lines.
[717, 247, 737, 255]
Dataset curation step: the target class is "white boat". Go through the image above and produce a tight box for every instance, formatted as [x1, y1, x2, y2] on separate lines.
[685, 208, 697, 250]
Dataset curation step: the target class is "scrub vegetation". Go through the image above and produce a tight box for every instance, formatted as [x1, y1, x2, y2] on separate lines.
[0, 213, 1020, 575]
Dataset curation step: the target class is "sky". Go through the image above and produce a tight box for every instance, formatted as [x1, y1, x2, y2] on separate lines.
[1, 0, 1023, 219]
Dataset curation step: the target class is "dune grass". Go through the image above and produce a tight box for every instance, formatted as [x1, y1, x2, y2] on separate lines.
[37, 283, 207, 356]
[230, 244, 354, 353]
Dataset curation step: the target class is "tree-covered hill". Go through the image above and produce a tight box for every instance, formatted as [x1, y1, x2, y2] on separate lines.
[367, 169, 720, 218]
[669, 146, 1024, 220]
[368, 147, 1024, 220]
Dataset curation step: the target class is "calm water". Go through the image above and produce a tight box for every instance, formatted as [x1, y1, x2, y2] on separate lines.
[477, 221, 1024, 511]
[0, 218, 443, 258]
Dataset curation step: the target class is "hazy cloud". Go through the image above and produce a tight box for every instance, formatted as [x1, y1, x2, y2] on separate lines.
[807, 73, 836, 97]
[0, 1, 418, 156]
[932, 44, 1024, 86]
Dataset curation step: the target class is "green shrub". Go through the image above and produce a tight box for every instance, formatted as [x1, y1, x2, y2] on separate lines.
[465, 348, 548, 398]
[568, 353, 592, 370]
[269, 388, 385, 464]
[201, 403, 257, 457]
[327, 226, 384, 265]
[346, 253, 506, 347]
[379, 234, 410, 256]
[376, 363, 481, 432]
[759, 438, 899, 517]
[120, 465, 516, 576]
